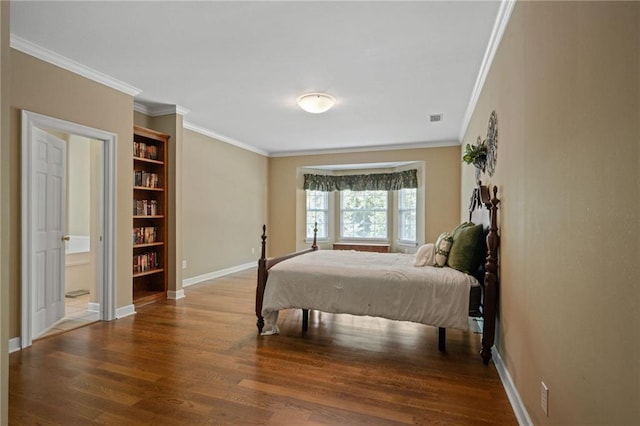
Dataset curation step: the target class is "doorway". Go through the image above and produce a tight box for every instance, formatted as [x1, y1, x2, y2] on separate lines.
[39, 133, 103, 339]
[21, 111, 117, 348]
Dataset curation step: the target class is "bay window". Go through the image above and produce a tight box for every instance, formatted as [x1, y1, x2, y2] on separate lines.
[304, 168, 421, 246]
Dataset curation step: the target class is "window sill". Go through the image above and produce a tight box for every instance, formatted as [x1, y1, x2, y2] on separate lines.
[305, 237, 328, 244]
[333, 242, 390, 253]
[397, 241, 418, 248]
[338, 238, 390, 244]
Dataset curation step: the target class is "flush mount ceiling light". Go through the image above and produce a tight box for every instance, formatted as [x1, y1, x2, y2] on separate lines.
[296, 92, 336, 114]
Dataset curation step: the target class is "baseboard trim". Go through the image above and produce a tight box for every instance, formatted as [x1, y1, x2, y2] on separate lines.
[115, 304, 136, 319]
[183, 262, 256, 288]
[493, 347, 533, 426]
[167, 290, 185, 300]
[9, 337, 21, 353]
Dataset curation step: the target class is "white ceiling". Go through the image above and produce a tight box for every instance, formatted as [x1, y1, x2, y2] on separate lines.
[10, 1, 504, 156]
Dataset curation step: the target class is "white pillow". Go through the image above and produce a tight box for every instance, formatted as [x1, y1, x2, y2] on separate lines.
[434, 232, 454, 267]
[414, 243, 435, 267]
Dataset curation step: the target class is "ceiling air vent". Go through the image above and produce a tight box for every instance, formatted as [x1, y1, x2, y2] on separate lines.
[429, 113, 443, 122]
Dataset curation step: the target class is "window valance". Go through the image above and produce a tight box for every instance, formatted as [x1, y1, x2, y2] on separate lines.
[304, 169, 418, 192]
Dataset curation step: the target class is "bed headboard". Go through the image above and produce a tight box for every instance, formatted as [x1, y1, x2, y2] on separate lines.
[468, 183, 490, 222]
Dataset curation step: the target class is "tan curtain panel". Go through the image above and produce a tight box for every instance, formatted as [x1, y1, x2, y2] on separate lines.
[303, 169, 418, 192]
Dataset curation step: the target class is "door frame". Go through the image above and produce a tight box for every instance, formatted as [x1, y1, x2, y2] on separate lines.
[21, 110, 117, 347]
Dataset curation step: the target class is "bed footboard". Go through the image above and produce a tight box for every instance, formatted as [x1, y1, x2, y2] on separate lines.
[255, 225, 317, 333]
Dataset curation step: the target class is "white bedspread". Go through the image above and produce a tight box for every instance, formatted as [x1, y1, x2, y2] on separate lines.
[262, 250, 478, 334]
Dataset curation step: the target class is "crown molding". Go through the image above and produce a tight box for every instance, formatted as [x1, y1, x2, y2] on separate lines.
[181, 120, 456, 158]
[133, 102, 149, 115]
[10, 34, 141, 97]
[171, 105, 190, 116]
[134, 102, 189, 117]
[459, 0, 516, 141]
[183, 121, 269, 157]
[269, 139, 460, 158]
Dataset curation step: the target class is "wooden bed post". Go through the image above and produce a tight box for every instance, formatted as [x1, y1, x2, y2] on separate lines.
[256, 224, 319, 334]
[256, 225, 268, 333]
[438, 327, 446, 351]
[481, 187, 500, 365]
[311, 222, 318, 251]
[301, 223, 318, 332]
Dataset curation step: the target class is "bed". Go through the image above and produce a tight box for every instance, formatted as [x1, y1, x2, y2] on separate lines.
[255, 184, 500, 364]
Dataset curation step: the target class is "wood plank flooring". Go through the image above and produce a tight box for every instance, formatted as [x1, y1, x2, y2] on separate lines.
[9, 268, 517, 425]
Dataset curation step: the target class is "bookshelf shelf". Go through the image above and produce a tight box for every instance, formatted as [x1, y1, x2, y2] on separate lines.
[134, 186, 164, 192]
[133, 268, 165, 279]
[134, 242, 164, 249]
[132, 125, 169, 306]
[134, 156, 164, 165]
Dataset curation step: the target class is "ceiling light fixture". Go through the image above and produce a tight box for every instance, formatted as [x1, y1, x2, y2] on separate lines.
[296, 92, 336, 114]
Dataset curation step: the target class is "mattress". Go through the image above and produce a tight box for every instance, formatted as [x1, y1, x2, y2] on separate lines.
[262, 250, 479, 334]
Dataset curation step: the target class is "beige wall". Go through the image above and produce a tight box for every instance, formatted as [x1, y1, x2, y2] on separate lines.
[143, 114, 183, 294]
[134, 110, 152, 129]
[0, 1, 9, 422]
[462, 2, 640, 424]
[8, 49, 135, 336]
[67, 135, 91, 236]
[268, 146, 460, 257]
[182, 129, 268, 278]
[65, 136, 101, 298]
[39, 132, 103, 297]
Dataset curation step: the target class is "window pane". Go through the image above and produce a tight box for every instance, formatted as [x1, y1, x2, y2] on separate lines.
[306, 191, 328, 239]
[365, 191, 387, 209]
[400, 188, 417, 209]
[398, 188, 417, 242]
[341, 190, 388, 239]
[307, 191, 327, 210]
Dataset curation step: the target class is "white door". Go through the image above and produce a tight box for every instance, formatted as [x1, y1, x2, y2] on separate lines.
[31, 127, 67, 338]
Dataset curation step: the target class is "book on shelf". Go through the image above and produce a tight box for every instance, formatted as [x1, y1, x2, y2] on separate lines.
[133, 141, 158, 160]
[134, 170, 160, 188]
[133, 227, 158, 244]
[133, 199, 160, 216]
[132, 251, 159, 274]
[144, 227, 155, 243]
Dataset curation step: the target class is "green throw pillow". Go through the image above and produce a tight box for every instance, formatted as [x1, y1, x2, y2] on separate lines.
[451, 221, 473, 240]
[447, 224, 484, 274]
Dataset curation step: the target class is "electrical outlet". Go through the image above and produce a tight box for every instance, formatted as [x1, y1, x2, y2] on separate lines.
[182, 260, 187, 269]
[541, 381, 549, 416]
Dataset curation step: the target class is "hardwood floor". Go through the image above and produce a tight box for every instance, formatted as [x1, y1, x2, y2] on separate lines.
[9, 268, 517, 425]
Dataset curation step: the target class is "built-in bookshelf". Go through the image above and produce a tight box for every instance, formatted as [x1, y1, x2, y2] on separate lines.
[133, 125, 169, 306]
